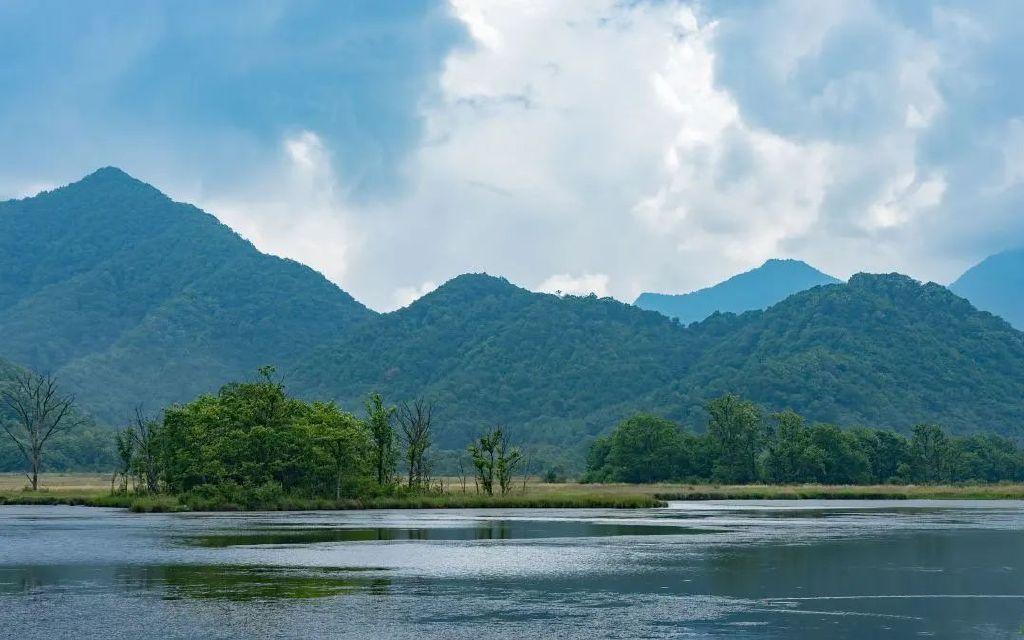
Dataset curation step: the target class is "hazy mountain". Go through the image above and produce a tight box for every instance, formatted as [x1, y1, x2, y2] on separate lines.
[0, 168, 374, 421]
[950, 248, 1024, 330]
[634, 258, 841, 323]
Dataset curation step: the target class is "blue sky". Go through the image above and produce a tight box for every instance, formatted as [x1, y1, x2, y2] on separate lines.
[2, 0, 1023, 310]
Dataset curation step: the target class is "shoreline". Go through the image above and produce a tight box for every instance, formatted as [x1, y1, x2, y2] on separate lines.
[3, 480, 1024, 512]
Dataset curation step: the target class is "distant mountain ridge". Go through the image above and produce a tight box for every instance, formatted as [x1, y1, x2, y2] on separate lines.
[950, 248, 1024, 330]
[0, 167, 374, 421]
[634, 258, 841, 323]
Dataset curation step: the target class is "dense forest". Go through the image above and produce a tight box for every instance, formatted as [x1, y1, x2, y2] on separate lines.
[0, 167, 373, 422]
[586, 396, 1024, 485]
[2, 169, 1024, 472]
[298, 271, 1024, 454]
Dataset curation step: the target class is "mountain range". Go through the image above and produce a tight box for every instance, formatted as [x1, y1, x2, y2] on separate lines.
[1, 168, 1023, 463]
[634, 258, 841, 324]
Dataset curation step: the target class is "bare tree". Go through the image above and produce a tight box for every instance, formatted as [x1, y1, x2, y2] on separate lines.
[125, 407, 161, 494]
[1, 371, 82, 490]
[113, 428, 135, 494]
[398, 399, 434, 490]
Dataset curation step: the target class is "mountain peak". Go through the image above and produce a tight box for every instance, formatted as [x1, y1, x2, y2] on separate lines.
[86, 165, 133, 179]
[410, 273, 523, 308]
[53, 166, 166, 203]
[949, 247, 1024, 329]
[635, 258, 839, 323]
[761, 258, 813, 269]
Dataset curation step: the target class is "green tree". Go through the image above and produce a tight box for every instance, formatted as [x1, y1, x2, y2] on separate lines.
[467, 427, 523, 496]
[909, 424, 949, 483]
[300, 401, 370, 499]
[603, 414, 685, 483]
[365, 393, 397, 487]
[468, 429, 500, 495]
[707, 394, 763, 484]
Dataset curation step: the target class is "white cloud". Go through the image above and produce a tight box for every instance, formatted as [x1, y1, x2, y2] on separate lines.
[198, 130, 362, 286]
[284, 131, 327, 171]
[536, 272, 610, 297]
[392, 280, 439, 308]
[103, 0, 1020, 309]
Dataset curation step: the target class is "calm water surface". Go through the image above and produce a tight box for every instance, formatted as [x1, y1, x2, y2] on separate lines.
[1, 500, 1022, 639]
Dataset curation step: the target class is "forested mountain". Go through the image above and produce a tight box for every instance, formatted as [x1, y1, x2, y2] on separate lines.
[659, 273, 1024, 436]
[4, 169, 1024, 466]
[297, 272, 1024, 455]
[294, 274, 702, 451]
[0, 168, 374, 421]
[950, 248, 1024, 329]
[634, 258, 840, 323]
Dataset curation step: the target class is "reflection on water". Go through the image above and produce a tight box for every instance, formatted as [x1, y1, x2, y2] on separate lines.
[1, 564, 390, 601]
[1, 501, 1023, 639]
[189, 521, 719, 547]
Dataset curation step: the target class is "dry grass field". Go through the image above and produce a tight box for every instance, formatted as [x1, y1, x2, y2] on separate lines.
[3, 473, 1024, 503]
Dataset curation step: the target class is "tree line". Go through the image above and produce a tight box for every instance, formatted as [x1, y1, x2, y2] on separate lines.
[3, 367, 524, 503]
[5, 370, 1024, 495]
[585, 395, 1024, 484]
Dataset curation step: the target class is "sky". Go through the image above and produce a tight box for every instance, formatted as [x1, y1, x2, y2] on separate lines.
[2, 0, 1023, 311]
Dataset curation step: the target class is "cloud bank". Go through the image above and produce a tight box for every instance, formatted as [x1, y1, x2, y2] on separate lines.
[2, 1, 1023, 310]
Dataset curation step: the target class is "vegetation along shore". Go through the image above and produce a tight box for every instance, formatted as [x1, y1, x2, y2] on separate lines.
[3, 365, 1024, 512]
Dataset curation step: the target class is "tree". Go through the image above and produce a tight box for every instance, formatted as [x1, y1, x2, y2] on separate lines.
[763, 410, 815, 483]
[468, 430, 499, 495]
[113, 428, 135, 493]
[851, 428, 910, 484]
[495, 430, 524, 496]
[398, 399, 434, 490]
[602, 414, 685, 483]
[910, 424, 949, 483]
[302, 402, 369, 500]
[468, 427, 523, 496]
[1, 371, 82, 490]
[125, 408, 161, 494]
[365, 393, 397, 486]
[707, 394, 763, 484]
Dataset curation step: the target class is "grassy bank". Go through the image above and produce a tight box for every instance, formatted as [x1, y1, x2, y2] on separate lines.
[609, 482, 1024, 500]
[0, 489, 663, 512]
[3, 474, 1023, 512]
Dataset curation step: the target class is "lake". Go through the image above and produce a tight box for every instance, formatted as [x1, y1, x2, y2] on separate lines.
[1, 500, 1022, 639]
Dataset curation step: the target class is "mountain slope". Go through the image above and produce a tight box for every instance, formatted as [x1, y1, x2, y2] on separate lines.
[298, 272, 1024, 453]
[663, 273, 1024, 435]
[635, 258, 840, 323]
[0, 168, 374, 421]
[950, 248, 1024, 329]
[294, 274, 702, 449]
